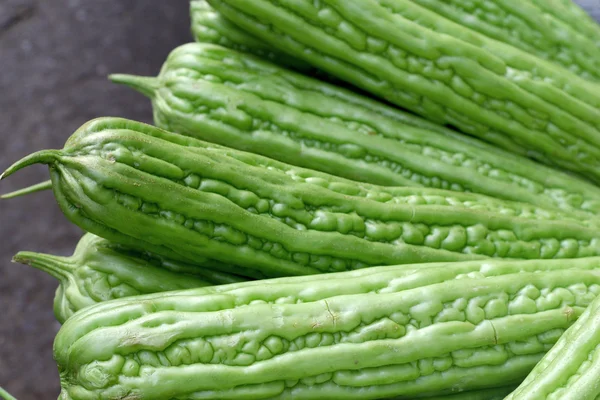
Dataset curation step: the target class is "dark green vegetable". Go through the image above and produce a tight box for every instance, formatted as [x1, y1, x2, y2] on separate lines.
[207, 0, 600, 182]
[13, 233, 246, 323]
[411, 0, 600, 82]
[54, 257, 600, 399]
[4, 118, 600, 279]
[110, 42, 600, 215]
[505, 292, 600, 400]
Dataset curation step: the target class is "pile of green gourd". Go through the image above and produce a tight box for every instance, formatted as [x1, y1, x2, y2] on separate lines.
[2, 1, 600, 399]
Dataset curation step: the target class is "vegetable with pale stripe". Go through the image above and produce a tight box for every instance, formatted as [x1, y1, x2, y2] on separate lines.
[53, 257, 600, 399]
[110, 42, 600, 215]
[505, 292, 600, 399]
[4, 118, 600, 280]
[207, 0, 600, 182]
[13, 233, 246, 323]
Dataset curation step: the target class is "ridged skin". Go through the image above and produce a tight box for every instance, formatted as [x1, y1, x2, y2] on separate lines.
[505, 292, 600, 400]
[190, 0, 314, 73]
[529, 0, 600, 48]
[5, 118, 600, 279]
[207, 0, 600, 182]
[12, 233, 246, 323]
[411, 0, 600, 82]
[110, 42, 600, 215]
[54, 257, 600, 399]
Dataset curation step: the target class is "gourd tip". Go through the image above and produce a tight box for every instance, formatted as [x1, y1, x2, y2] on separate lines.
[108, 73, 158, 98]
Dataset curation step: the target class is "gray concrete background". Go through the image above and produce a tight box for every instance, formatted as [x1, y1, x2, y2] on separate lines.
[0, 1, 599, 399]
[0, 1, 190, 398]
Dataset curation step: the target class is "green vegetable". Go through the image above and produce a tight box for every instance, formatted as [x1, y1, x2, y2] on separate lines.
[505, 292, 600, 400]
[426, 385, 516, 400]
[411, 0, 600, 82]
[13, 233, 246, 323]
[110, 42, 600, 215]
[5, 118, 600, 278]
[529, 0, 600, 48]
[190, 0, 314, 73]
[207, 0, 600, 182]
[54, 257, 600, 399]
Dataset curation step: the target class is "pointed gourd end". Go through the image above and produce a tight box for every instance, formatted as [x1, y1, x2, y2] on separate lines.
[0, 150, 60, 180]
[108, 73, 158, 98]
[12, 251, 72, 281]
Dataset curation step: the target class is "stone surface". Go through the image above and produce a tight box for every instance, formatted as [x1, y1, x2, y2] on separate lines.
[0, 1, 190, 398]
[0, 1, 599, 399]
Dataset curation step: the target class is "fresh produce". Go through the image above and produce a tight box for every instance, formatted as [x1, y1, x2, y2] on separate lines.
[411, 0, 600, 82]
[3, 2, 600, 398]
[207, 0, 600, 182]
[53, 257, 600, 399]
[7, 118, 600, 279]
[190, 0, 314, 73]
[505, 292, 600, 400]
[110, 42, 600, 215]
[426, 386, 517, 400]
[13, 233, 246, 323]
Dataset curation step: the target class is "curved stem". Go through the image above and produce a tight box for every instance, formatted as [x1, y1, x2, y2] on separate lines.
[12, 251, 74, 283]
[109, 74, 159, 98]
[0, 150, 60, 180]
[0, 179, 52, 199]
[0, 387, 17, 400]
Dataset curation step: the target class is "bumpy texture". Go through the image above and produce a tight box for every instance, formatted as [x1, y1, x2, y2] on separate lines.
[54, 257, 600, 399]
[505, 292, 600, 399]
[111, 42, 600, 215]
[5, 118, 600, 279]
[207, 0, 600, 182]
[411, 0, 600, 82]
[12, 233, 246, 323]
[190, 0, 314, 72]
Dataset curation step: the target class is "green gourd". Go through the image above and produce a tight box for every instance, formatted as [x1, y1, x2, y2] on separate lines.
[4, 118, 600, 279]
[53, 257, 600, 399]
[190, 0, 315, 73]
[13, 233, 246, 323]
[504, 292, 600, 400]
[410, 0, 600, 82]
[207, 0, 600, 182]
[109, 42, 600, 215]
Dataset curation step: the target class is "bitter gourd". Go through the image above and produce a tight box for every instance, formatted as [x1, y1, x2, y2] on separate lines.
[54, 257, 600, 399]
[411, 0, 600, 82]
[191, 0, 314, 73]
[13, 233, 246, 323]
[208, 0, 600, 182]
[505, 292, 600, 399]
[110, 42, 600, 215]
[5, 117, 600, 279]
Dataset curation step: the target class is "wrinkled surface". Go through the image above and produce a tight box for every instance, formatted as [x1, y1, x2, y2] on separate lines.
[505, 286, 600, 400]
[411, 0, 600, 81]
[208, 0, 600, 182]
[13, 233, 245, 323]
[113, 42, 600, 215]
[55, 258, 600, 399]
[8, 118, 600, 281]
